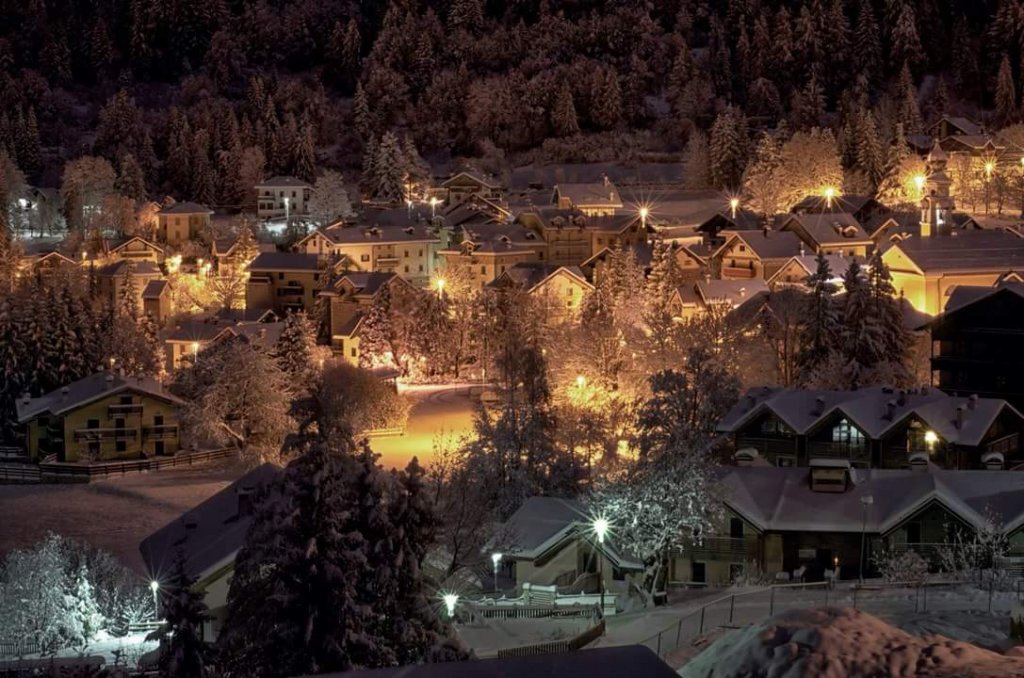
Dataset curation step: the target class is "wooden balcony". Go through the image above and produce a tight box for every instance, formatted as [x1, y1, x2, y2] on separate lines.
[73, 428, 138, 442]
[108, 403, 143, 416]
[807, 441, 870, 462]
[683, 536, 758, 561]
[276, 285, 305, 296]
[722, 266, 757, 279]
[736, 436, 798, 458]
[142, 425, 179, 440]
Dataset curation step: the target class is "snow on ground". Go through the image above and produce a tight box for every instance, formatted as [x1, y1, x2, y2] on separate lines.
[678, 607, 1024, 678]
[370, 384, 477, 470]
[456, 616, 593, 657]
[0, 461, 245, 574]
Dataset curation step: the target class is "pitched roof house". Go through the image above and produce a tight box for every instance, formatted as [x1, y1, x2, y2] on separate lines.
[712, 230, 805, 281]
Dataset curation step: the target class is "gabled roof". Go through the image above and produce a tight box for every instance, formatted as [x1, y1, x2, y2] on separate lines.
[932, 282, 1024, 320]
[441, 171, 501, 190]
[140, 464, 281, 582]
[334, 311, 365, 339]
[717, 230, 805, 261]
[888, 230, 1024, 274]
[781, 212, 873, 247]
[581, 241, 654, 270]
[158, 201, 213, 215]
[92, 259, 162, 278]
[790, 194, 879, 217]
[29, 251, 78, 267]
[696, 209, 765, 233]
[766, 254, 854, 286]
[248, 252, 320, 272]
[718, 386, 1022, 447]
[552, 180, 622, 208]
[930, 116, 984, 137]
[110, 236, 164, 255]
[213, 307, 278, 324]
[335, 271, 403, 297]
[16, 371, 185, 423]
[695, 279, 769, 307]
[311, 223, 439, 246]
[491, 263, 593, 294]
[256, 175, 311, 188]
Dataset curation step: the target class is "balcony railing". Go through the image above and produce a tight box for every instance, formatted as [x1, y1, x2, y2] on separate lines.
[736, 436, 798, 458]
[73, 428, 138, 442]
[682, 536, 758, 561]
[808, 441, 870, 461]
[722, 266, 757, 279]
[142, 425, 179, 440]
[108, 403, 143, 416]
[276, 286, 305, 296]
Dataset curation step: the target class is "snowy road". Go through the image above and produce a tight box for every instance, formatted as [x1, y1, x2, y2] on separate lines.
[369, 384, 478, 470]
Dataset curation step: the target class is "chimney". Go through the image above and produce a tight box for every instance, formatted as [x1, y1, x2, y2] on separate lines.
[104, 374, 114, 389]
[799, 242, 805, 256]
[897, 390, 906, 406]
[602, 175, 610, 187]
[60, 386, 69, 401]
[955, 405, 965, 430]
[885, 400, 896, 421]
[812, 396, 825, 416]
[21, 392, 31, 405]
[968, 394, 978, 410]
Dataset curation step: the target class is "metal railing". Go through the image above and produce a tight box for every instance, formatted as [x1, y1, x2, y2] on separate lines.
[72, 427, 137, 442]
[639, 579, 1020, 660]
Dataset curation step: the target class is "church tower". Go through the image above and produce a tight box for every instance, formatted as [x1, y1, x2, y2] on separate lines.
[919, 143, 955, 238]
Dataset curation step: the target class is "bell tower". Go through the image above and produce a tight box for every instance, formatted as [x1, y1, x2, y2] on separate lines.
[919, 143, 955, 238]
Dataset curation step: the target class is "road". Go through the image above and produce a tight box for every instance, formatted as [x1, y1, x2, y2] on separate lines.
[369, 384, 479, 470]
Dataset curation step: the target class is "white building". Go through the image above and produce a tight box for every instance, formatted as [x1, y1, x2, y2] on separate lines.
[255, 176, 312, 220]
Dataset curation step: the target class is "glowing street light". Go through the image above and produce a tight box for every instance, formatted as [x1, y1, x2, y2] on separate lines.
[191, 341, 200, 364]
[430, 197, 440, 218]
[984, 162, 995, 215]
[592, 517, 610, 614]
[491, 552, 502, 593]
[729, 197, 740, 219]
[150, 580, 160, 622]
[407, 198, 413, 217]
[283, 196, 291, 224]
[575, 374, 587, 389]
[435, 277, 446, 300]
[442, 592, 459, 619]
[638, 206, 649, 230]
[823, 186, 836, 209]
[914, 175, 926, 196]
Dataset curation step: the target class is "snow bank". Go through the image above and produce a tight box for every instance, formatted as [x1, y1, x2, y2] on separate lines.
[679, 607, 1024, 677]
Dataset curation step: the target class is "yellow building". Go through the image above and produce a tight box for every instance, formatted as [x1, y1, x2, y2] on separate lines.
[490, 263, 594, 323]
[16, 371, 185, 462]
[297, 223, 439, 286]
[91, 260, 163, 314]
[712, 230, 804, 280]
[164, 312, 281, 373]
[109, 236, 166, 264]
[552, 177, 623, 216]
[438, 238, 541, 290]
[319, 272, 413, 361]
[778, 213, 874, 258]
[246, 252, 327, 315]
[156, 202, 214, 246]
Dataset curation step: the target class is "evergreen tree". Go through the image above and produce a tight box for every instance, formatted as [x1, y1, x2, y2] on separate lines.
[115, 154, 147, 203]
[708, 107, 747, 190]
[359, 282, 395, 368]
[681, 131, 711, 189]
[854, 107, 885, 187]
[888, 0, 923, 69]
[896, 63, 923, 134]
[274, 311, 317, 386]
[854, 0, 882, 85]
[551, 83, 580, 137]
[836, 259, 881, 389]
[743, 130, 785, 217]
[148, 552, 209, 677]
[996, 53, 1018, 125]
[592, 69, 622, 130]
[449, 0, 484, 33]
[796, 253, 839, 383]
[371, 132, 407, 204]
[353, 84, 374, 141]
[72, 563, 104, 643]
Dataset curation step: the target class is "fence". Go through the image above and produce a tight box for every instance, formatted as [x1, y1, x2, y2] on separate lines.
[494, 615, 606, 658]
[0, 462, 41, 483]
[21, 447, 238, 484]
[0, 640, 40, 658]
[638, 579, 1020, 661]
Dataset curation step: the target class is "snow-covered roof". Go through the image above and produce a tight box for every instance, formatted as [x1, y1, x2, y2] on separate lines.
[718, 386, 1021, 447]
[719, 465, 1024, 535]
[552, 180, 623, 208]
[938, 282, 1024, 317]
[256, 175, 311, 188]
[696, 279, 769, 307]
[140, 464, 281, 583]
[92, 259, 162, 278]
[142, 279, 168, 299]
[491, 263, 591, 294]
[16, 371, 185, 423]
[790, 194, 878, 216]
[158, 201, 213, 215]
[334, 271, 402, 297]
[110, 236, 164, 255]
[782, 212, 873, 246]
[891, 230, 1024, 274]
[718, 229, 805, 261]
[248, 251, 320, 272]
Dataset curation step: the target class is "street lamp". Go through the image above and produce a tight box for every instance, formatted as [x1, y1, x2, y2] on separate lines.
[984, 162, 995, 215]
[283, 196, 291, 225]
[150, 580, 160, 622]
[593, 517, 610, 614]
[575, 375, 586, 389]
[442, 593, 459, 620]
[914, 175, 926, 197]
[435, 277, 446, 300]
[191, 341, 199, 364]
[859, 495, 873, 584]
[407, 198, 413, 217]
[824, 186, 836, 209]
[639, 206, 649, 230]
[491, 552, 502, 593]
[729, 197, 740, 219]
[430, 197, 439, 218]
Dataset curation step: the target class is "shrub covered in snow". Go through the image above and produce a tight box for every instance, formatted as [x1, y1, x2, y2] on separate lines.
[872, 546, 928, 583]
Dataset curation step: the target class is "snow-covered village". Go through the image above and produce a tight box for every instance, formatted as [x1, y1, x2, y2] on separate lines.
[7, 1, 1024, 677]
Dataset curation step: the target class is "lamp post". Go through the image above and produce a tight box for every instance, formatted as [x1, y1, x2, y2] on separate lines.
[593, 517, 609, 614]
[914, 175, 926, 199]
[491, 552, 502, 593]
[442, 593, 459, 620]
[984, 162, 994, 215]
[824, 186, 835, 210]
[430, 197, 439, 219]
[191, 341, 199, 365]
[150, 580, 160, 622]
[859, 495, 873, 584]
[283, 196, 291, 225]
[435, 277, 445, 300]
[729, 197, 739, 219]
[639, 206, 649, 231]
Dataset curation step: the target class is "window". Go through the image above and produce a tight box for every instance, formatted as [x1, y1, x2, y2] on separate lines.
[776, 455, 796, 467]
[418, 249, 423, 256]
[480, 266, 486, 274]
[278, 272, 284, 280]
[404, 250, 409, 258]
[566, 299, 573, 307]
[404, 265, 409, 273]
[154, 441, 164, 455]
[418, 265, 423, 272]
[738, 245, 746, 252]
[88, 419, 99, 429]
[906, 522, 921, 544]
[154, 415, 164, 426]
[759, 416, 791, 436]
[832, 419, 866, 447]
[351, 348, 357, 357]
[120, 395, 133, 405]
[730, 517, 744, 539]
[115, 418, 125, 430]
[361, 254, 370, 262]
[116, 439, 126, 453]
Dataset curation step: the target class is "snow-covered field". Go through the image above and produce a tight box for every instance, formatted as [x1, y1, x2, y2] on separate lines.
[679, 607, 1024, 677]
[0, 462, 245, 573]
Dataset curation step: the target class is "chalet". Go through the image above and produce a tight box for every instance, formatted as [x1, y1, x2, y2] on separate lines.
[440, 195, 509, 230]
[674, 464, 1024, 585]
[929, 116, 1005, 158]
[109, 236, 165, 264]
[16, 370, 185, 462]
[790, 194, 887, 225]
[245, 252, 326, 315]
[164, 316, 284, 373]
[584, 213, 648, 258]
[438, 225, 542, 289]
[778, 213, 874, 257]
[695, 209, 766, 244]
[156, 202, 213, 246]
[319, 272, 413, 362]
[712, 230, 804, 281]
[142, 280, 171, 326]
[766, 254, 853, 290]
[297, 223, 439, 286]
[926, 282, 1024, 414]
[499, 497, 644, 598]
[717, 386, 1024, 470]
[668, 279, 769, 320]
[91, 260, 163, 314]
[490, 263, 594, 322]
[439, 171, 503, 205]
[211, 232, 261, 276]
[581, 241, 655, 283]
[515, 209, 592, 266]
[140, 463, 280, 640]
[552, 177, 623, 217]
[22, 251, 79, 279]
[255, 176, 312, 219]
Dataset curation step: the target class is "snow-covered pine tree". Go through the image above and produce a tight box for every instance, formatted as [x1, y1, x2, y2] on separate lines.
[854, 0, 882, 84]
[996, 53, 1018, 125]
[372, 131, 407, 204]
[358, 282, 394, 369]
[743, 130, 785, 217]
[274, 311, 317, 385]
[836, 258, 882, 389]
[867, 250, 912, 386]
[854, 107, 884, 187]
[887, 0, 923, 70]
[308, 170, 355, 227]
[402, 136, 431, 199]
[643, 239, 683, 364]
[292, 124, 316, 183]
[709, 107, 747, 189]
[896, 62, 923, 134]
[796, 252, 840, 384]
[681, 130, 711, 189]
[592, 69, 622, 130]
[551, 82, 580, 137]
[152, 552, 210, 678]
[353, 84, 374, 141]
[72, 562, 104, 644]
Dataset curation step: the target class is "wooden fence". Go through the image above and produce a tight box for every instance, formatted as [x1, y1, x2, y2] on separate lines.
[0, 640, 40, 658]
[469, 604, 599, 620]
[495, 619, 606, 658]
[0, 447, 236, 484]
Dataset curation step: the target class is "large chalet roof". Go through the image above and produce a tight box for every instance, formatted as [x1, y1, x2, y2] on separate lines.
[16, 371, 185, 423]
[552, 180, 623, 208]
[891, 230, 1024, 273]
[327, 645, 676, 678]
[492, 263, 591, 293]
[248, 251, 320, 272]
[720, 465, 1024, 535]
[92, 259, 162, 277]
[140, 464, 280, 583]
[158, 201, 213, 215]
[930, 116, 985, 137]
[141, 279, 168, 299]
[791, 194, 878, 217]
[931, 281, 1024, 319]
[316, 223, 439, 245]
[718, 386, 1021, 447]
[719, 229, 805, 260]
[782, 212, 873, 246]
[336, 271, 401, 296]
[695, 279, 768, 307]
[256, 175, 311, 188]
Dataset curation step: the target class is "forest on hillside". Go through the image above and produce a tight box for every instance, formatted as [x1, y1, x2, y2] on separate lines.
[0, 0, 1020, 206]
